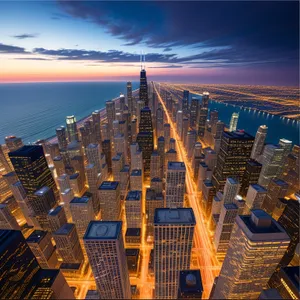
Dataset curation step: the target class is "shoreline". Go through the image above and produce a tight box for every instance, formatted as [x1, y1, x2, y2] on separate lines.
[46, 88, 139, 143]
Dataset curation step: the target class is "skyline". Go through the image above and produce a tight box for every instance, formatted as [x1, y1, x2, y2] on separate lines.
[0, 1, 299, 85]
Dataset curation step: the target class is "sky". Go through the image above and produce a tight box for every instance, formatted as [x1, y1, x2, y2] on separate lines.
[0, 1, 299, 85]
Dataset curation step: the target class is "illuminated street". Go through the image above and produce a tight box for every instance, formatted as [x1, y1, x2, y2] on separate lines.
[154, 83, 221, 298]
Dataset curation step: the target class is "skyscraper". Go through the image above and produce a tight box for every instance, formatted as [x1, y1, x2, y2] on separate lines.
[182, 90, 189, 116]
[214, 203, 239, 261]
[70, 194, 94, 239]
[92, 110, 102, 144]
[150, 151, 161, 179]
[156, 107, 164, 138]
[137, 131, 154, 177]
[56, 126, 68, 150]
[106, 100, 116, 135]
[244, 184, 267, 213]
[240, 159, 262, 196]
[166, 162, 186, 208]
[189, 97, 200, 128]
[127, 81, 134, 115]
[5, 135, 24, 151]
[9, 145, 58, 204]
[86, 143, 102, 173]
[251, 125, 268, 160]
[139, 68, 148, 106]
[85, 163, 100, 215]
[222, 177, 240, 204]
[177, 270, 203, 299]
[154, 208, 196, 299]
[0, 203, 20, 230]
[229, 112, 239, 132]
[197, 106, 208, 138]
[98, 181, 121, 221]
[125, 190, 142, 229]
[33, 186, 57, 229]
[262, 178, 288, 215]
[0, 229, 40, 299]
[258, 144, 284, 187]
[84, 221, 131, 299]
[47, 205, 68, 232]
[66, 115, 78, 142]
[26, 230, 58, 269]
[212, 131, 254, 191]
[212, 210, 290, 299]
[53, 223, 84, 264]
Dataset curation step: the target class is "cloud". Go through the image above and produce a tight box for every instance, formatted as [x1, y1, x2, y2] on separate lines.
[13, 57, 52, 61]
[57, 1, 299, 66]
[0, 43, 28, 54]
[12, 33, 39, 39]
[149, 65, 182, 69]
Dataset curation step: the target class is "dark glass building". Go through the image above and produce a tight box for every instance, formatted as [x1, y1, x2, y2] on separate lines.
[178, 270, 203, 299]
[212, 130, 254, 191]
[182, 90, 189, 115]
[9, 145, 58, 204]
[139, 69, 148, 106]
[0, 229, 40, 299]
[240, 159, 262, 197]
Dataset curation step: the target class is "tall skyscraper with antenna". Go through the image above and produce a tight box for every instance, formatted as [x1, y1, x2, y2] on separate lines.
[139, 53, 148, 106]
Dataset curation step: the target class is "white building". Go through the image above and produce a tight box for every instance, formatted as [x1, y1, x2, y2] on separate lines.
[223, 177, 240, 204]
[251, 125, 268, 160]
[229, 112, 239, 132]
[98, 181, 121, 221]
[244, 184, 267, 213]
[84, 221, 131, 299]
[212, 210, 290, 299]
[154, 208, 195, 299]
[165, 162, 186, 208]
[125, 190, 142, 228]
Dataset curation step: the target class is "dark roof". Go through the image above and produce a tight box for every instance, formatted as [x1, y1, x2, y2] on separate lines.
[99, 181, 119, 190]
[125, 228, 141, 236]
[26, 230, 47, 243]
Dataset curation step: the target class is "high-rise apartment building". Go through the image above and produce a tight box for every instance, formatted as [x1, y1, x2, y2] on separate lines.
[0, 229, 40, 299]
[70, 194, 94, 239]
[229, 112, 239, 132]
[166, 162, 186, 208]
[262, 178, 288, 215]
[5, 135, 24, 152]
[211, 210, 290, 299]
[137, 131, 154, 177]
[47, 205, 67, 232]
[66, 115, 78, 142]
[182, 90, 189, 115]
[258, 144, 284, 187]
[53, 223, 84, 264]
[222, 177, 240, 204]
[127, 81, 134, 115]
[251, 125, 268, 160]
[106, 100, 116, 135]
[9, 145, 58, 205]
[244, 184, 267, 213]
[154, 208, 196, 299]
[240, 159, 262, 196]
[98, 181, 121, 221]
[0, 203, 20, 230]
[212, 131, 254, 191]
[84, 221, 131, 299]
[150, 151, 161, 179]
[26, 230, 58, 269]
[125, 190, 142, 229]
[86, 143, 102, 173]
[56, 126, 68, 150]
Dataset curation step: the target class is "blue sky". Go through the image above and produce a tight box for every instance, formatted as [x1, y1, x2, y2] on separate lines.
[0, 1, 299, 85]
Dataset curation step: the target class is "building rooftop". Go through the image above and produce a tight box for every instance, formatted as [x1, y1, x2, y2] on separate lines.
[84, 221, 121, 240]
[126, 228, 141, 236]
[154, 208, 196, 225]
[239, 210, 290, 239]
[121, 165, 130, 172]
[54, 223, 74, 235]
[166, 149, 177, 154]
[87, 143, 98, 149]
[58, 174, 68, 180]
[251, 184, 267, 193]
[272, 178, 288, 187]
[224, 203, 238, 210]
[247, 159, 262, 167]
[99, 181, 119, 190]
[203, 180, 214, 187]
[8, 145, 43, 159]
[48, 205, 63, 216]
[125, 248, 140, 257]
[281, 266, 300, 293]
[227, 177, 239, 185]
[167, 161, 185, 170]
[69, 173, 79, 180]
[146, 188, 164, 200]
[151, 177, 162, 183]
[34, 186, 51, 196]
[70, 196, 91, 204]
[61, 188, 72, 195]
[112, 153, 123, 161]
[126, 190, 142, 201]
[26, 230, 47, 243]
[224, 130, 254, 140]
[131, 169, 142, 176]
[179, 270, 203, 296]
[158, 136, 165, 141]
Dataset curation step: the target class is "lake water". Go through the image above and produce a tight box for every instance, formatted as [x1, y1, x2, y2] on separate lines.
[0, 82, 138, 143]
[0, 82, 298, 145]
